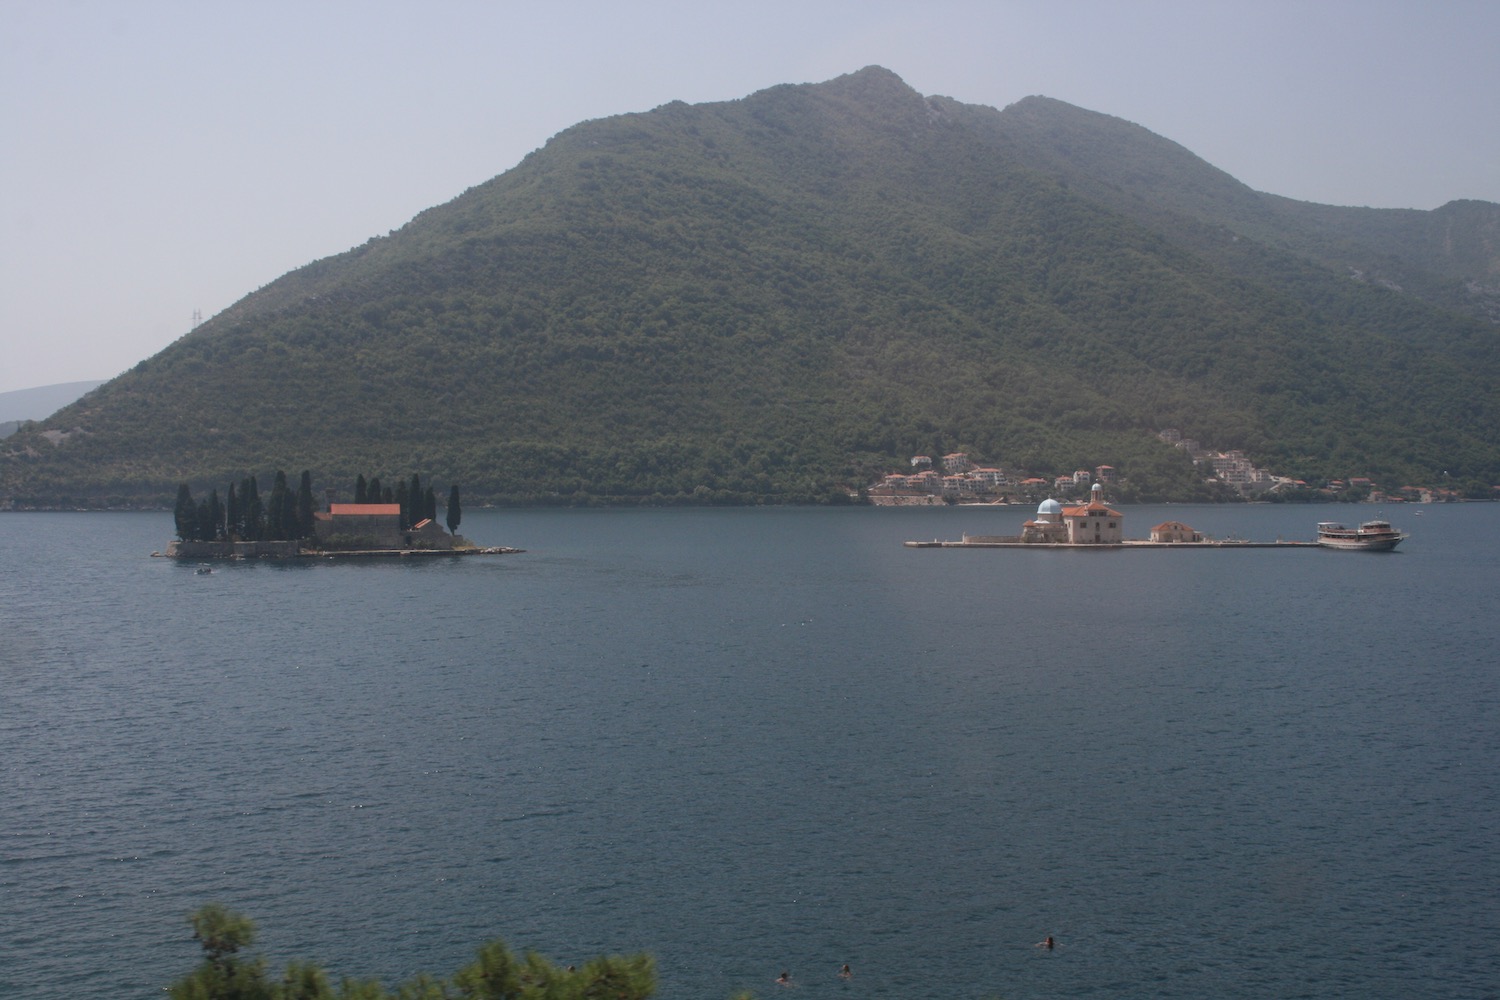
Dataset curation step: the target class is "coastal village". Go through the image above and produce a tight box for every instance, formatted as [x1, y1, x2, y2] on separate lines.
[866, 429, 1463, 506]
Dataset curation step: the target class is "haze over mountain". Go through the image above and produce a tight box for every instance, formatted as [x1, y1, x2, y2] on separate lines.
[0, 381, 105, 440]
[4, 67, 1497, 507]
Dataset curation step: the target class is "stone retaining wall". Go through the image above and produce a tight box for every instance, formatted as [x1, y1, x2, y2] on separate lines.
[166, 539, 301, 559]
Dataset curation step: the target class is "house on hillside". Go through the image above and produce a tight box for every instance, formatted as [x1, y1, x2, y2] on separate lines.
[970, 467, 1007, 489]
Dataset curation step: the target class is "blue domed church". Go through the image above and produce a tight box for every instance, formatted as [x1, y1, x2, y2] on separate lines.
[1020, 484, 1123, 544]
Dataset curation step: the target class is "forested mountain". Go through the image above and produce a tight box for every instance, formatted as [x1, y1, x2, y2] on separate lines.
[986, 94, 1500, 323]
[4, 67, 1498, 507]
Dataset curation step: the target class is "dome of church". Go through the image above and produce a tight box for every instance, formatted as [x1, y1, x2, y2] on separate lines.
[1037, 498, 1062, 520]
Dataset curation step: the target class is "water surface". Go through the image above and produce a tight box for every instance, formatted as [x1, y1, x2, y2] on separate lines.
[2, 504, 1496, 998]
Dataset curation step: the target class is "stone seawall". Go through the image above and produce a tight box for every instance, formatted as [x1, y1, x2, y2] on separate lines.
[166, 540, 302, 559]
[868, 494, 948, 506]
[161, 540, 521, 560]
[905, 538, 1319, 549]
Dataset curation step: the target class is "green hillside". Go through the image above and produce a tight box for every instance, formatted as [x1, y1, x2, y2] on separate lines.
[4, 67, 1498, 507]
[976, 95, 1500, 324]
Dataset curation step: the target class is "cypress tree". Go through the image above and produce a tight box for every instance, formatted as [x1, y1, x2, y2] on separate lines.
[409, 474, 422, 520]
[423, 485, 437, 523]
[366, 477, 382, 506]
[354, 474, 368, 505]
[446, 484, 462, 535]
[267, 471, 289, 540]
[280, 488, 298, 543]
[174, 484, 195, 541]
[225, 483, 240, 541]
[240, 476, 262, 540]
[394, 479, 410, 530]
[195, 497, 213, 542]
[296, 471, 315, 539]
[236, 477, 249, 537]
[245, 495, 264, 541]
[208, 489, 225, 541]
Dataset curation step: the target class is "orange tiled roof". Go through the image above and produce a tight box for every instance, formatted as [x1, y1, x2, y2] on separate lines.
[328, 503, 402, 516]
[1062, 501, 1123, 517]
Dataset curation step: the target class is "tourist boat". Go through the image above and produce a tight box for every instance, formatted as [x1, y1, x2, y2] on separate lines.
[1316, 519, 1406, 551]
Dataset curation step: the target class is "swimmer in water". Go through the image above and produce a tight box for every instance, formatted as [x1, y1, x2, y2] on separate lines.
[1036, 936, 1055, 950]
[839, 964, 852, 979]
[776, 971, 792, 987]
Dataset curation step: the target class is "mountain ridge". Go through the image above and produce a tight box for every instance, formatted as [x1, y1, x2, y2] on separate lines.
[5, 67, 1497, 507]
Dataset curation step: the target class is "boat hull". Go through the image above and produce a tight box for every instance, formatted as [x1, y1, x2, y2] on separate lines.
[1316, 535, 1404, 551]
[1316, 520, 1406, 551]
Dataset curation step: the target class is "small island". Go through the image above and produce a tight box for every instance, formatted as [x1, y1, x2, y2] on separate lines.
[159, 471, 520, 559]
[906, 485, 1317, 549]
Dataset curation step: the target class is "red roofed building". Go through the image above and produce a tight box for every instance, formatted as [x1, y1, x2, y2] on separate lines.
[1150, 520, 1202, 543]
[1058, 483, 1123, 543]
[1018, 486, 1124, 544]
[313, 503, 456, 550]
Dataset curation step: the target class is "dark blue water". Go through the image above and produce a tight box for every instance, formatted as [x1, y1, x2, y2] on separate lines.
[2, 505, 1497, 999]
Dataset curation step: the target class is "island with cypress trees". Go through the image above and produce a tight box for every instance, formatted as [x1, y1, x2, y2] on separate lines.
[161, 471, 518, 559]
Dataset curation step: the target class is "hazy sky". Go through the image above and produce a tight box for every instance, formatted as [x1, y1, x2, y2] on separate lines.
[3, 0, 1497, 394]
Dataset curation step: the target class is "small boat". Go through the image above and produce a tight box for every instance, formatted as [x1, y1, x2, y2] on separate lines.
[1316, 519, 1406, 551]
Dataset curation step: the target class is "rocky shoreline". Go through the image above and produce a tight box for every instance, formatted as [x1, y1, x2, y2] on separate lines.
[156, 540, 521, 559]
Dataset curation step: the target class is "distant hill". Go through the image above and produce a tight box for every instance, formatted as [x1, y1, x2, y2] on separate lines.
[0, 380, 105, 435]
[3, 67, 1497, 507]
